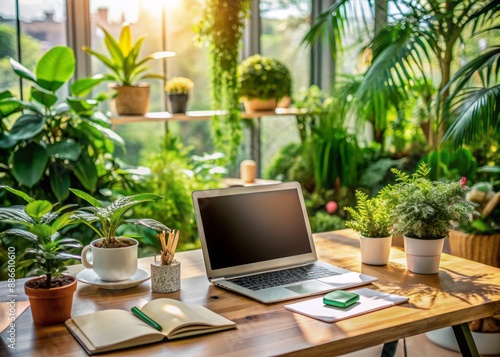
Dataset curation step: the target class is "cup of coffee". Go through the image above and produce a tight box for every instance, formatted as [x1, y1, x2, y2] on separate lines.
[81, 238, 138, 281]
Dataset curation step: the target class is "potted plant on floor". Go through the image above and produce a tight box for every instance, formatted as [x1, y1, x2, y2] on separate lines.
[381, 163, 477, 274]
[165, 77, 194, 113]
[0, 187, 82, 325]
[70, 189, 169, 281]
[344, 191, 392, 265]
[82, 23, 175, 115]
[237, 54, 293, 113]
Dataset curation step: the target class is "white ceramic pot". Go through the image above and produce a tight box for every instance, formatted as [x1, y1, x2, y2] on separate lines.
[404, 236, 444, 274]
[359, 235, 392, 265]
[81, 238, 138, 281]
[426, 327, 500, 355]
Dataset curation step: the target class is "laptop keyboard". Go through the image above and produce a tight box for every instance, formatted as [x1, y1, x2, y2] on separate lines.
[227, 264, 339, 291]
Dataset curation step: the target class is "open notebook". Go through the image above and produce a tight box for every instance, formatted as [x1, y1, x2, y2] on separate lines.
[66, 298, 236, 355]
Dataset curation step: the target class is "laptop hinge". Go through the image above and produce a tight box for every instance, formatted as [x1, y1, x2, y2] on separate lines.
[211, 277, 225, 282]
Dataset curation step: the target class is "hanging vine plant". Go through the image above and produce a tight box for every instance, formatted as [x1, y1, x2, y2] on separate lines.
[195, 0, 251, 163]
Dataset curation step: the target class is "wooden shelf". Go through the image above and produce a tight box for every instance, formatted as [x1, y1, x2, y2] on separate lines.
[110, 107, 308, 125]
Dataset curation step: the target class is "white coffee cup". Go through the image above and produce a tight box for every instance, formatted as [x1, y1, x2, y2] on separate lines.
[81, 238, 138, 281]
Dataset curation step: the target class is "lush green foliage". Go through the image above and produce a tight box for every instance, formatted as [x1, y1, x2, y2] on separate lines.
[195, 0, 251, 162]
[237, 54, 292, 100]
[0, 187, 82, 288]
[310, 210, 345, 233]
[0, 46, 128, 203]
[344, 191, 391, 238]
[421, 147, 477, 182]
[165, 77, 194, 94]
[82, 23, 173, 86]
[70, 189, 168, 247]
[381, 163, 477, 239]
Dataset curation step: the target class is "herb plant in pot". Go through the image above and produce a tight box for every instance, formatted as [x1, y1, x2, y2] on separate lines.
[82, 23, 175, 115]
[0, 187, 82, 325]
[165, 77, 194, 114]
[237, 54, 292, 113]
[345, 191, 392, 265]
[70, 189, 169, 282]
[381, 163, 477, 274]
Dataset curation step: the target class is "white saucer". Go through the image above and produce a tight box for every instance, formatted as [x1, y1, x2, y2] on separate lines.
[76, 268, 150, 290]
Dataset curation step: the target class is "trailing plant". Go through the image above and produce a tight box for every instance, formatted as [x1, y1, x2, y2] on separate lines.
[344, 191, 391, 238]
[194, 0, 251, 162]
[237, 54, 292, 101]
[70, 189, 169, 248]
[82, 23, 174, 86]
[0, 46, 130, 203]
[0, 187, 82, 288]
[380, 163, 477, 239]
[165, 77, 194, 95]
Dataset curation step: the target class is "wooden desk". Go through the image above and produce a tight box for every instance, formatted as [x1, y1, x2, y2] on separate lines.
[1, 229, 500, 356]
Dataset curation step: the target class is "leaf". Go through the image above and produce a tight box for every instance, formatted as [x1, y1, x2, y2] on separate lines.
[1, 228, 38, 242]
[1, 186, 35, 203]
[69, 188, 102, 208]
[49, 166, 71, 202]
[124, 218, 170, 232]
[46, 140, 82, 161]
[35, 46, 75, 92]
[9, 57, 37, 83]
[51, 213, 74, 232]
[66, 97, 97, 113]
[11, 143, 48, 187]
[0, 133, 16, 149]
[118, 23, 132, 57]
[70, 76, 106, 97]
[9, 114, 46, 141]
[0, 206, 34, 224]
[0, 97, 24, 118]
[72, 151, 98, 192]
[31, 87, 57, 107]
[26, 200, 53, 220]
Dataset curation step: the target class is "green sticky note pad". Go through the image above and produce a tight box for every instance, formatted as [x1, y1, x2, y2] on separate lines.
[323, 290, 360, 308]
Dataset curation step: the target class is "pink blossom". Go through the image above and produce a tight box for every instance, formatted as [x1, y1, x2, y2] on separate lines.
[326, 201, 338, 214]
[460, 177, 466, 187]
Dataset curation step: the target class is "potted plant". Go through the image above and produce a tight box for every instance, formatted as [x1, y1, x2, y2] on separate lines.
[344, 191, 392, 265]
[381, 163, 477, 274]
[0, 187, 82, 325]
[237, 54, 293, 113]
[82, 23, 175, 115]
[70, 189, 169, 281]
[165, 77, 194, 114]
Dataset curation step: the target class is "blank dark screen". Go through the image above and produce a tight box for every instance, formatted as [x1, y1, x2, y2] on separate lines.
[198, 189, 312, 270]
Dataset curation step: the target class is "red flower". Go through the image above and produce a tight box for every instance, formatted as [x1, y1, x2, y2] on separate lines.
[460, 177, 466, 187]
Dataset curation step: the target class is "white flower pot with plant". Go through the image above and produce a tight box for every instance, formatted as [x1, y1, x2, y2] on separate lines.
[345, 191, 392, 265]
[70, 189, 169, 281]
[0, 187, 82, 325]
[83, 23, 175, 115]
[381, 163, 477, 274]
[237, 54, 292, 113]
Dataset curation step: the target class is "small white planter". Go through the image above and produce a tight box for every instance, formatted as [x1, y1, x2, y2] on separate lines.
[404, 236, 444, 274]
[426, 327, 500, 355]
[359, 235, 392, 265]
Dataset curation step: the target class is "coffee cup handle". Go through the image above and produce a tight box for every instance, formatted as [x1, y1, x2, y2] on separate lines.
[81, 245, 93, 269]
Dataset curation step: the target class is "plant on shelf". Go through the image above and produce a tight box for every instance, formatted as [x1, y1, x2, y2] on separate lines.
[237, 54, 293, 112]
[165, 77, 194, 114]
[0, 46, 124, 203]
[0, 186, 82, 325]
[82, 22, 175, 115]
[344, 191, 392, 265]
[194, 0, 251, 162]
[380, 163, 477, 274]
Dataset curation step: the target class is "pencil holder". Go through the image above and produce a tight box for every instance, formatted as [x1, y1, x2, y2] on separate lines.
[151, 260, 181, 293]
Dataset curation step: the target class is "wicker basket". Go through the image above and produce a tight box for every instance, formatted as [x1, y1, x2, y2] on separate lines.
[448, 229, 500, 268]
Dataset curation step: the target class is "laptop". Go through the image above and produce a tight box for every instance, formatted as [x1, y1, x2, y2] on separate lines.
[192, 182, 377, 303]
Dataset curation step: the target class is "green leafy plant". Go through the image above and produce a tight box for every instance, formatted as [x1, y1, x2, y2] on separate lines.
[0, 187, 82, 288]
[165, 77, 194, 95]
[0, 46, 126, 202]
[460, 181, 500, 235]
[238, 54, 292, 101]
[82, 23, 174, 86]
[344, 191, 391, 238]
[194, 0, 251, 162]
[70, 189, 168, 248]
[381, 163, 477, 239]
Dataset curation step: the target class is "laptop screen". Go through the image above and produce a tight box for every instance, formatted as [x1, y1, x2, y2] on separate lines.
[196, 188, 312, 270]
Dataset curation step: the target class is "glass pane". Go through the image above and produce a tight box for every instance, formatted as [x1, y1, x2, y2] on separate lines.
[0, 0, 19, 95]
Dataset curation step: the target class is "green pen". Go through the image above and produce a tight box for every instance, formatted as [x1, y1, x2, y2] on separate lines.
[131, 306, 163, 331]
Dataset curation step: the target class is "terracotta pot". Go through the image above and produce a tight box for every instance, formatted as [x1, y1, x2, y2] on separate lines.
[359, 235, 392, 265]
[449, 229, 500, 268]
[168, 93, 189, 113]
[24, 275, 77, 325]
[243, 98, 277, 113]
[404, 236, 444, 274]
[109, 83, 150, 115]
